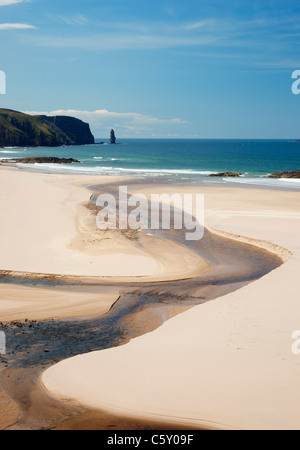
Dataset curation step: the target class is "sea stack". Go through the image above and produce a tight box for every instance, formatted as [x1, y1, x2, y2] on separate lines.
[110, 129, 116, 144]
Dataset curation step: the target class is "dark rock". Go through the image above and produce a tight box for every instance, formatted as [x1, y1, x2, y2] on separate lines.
[110, 129, 116, 144]
[209, 172, 242, 177]
[0, 157, 80, 164]
[269, 170, 300, 179]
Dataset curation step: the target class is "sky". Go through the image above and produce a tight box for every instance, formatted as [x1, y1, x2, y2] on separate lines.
[1, 0, 300, 138]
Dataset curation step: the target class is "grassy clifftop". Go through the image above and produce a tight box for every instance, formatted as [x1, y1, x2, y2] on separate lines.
[0, 109, 95, 147]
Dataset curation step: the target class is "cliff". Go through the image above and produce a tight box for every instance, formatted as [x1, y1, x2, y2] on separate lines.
[0, 109, 95, 147]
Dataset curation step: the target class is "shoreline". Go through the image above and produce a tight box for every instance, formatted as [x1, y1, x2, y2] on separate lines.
[0, 165, 298, 430]
[1, 159, 300, 192]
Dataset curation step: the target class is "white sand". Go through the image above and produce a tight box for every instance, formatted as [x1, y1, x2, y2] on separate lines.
[0, 168, 209, 281]
[0, 169, 158, 277]
[43, 186, 300, 430]
[0, 168, 210, 430]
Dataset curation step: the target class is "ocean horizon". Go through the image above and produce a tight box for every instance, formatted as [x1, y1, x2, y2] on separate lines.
[1, 138, 300, 189]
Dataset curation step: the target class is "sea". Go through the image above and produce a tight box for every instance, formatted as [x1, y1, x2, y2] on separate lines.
[1, 138, 300, 189]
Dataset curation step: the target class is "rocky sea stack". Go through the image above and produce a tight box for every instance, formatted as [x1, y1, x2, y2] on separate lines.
[0, 109, 95, 147]
[110, 129, 116, 144]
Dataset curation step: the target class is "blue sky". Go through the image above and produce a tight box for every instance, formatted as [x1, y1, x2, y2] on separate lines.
[1, 0, 300, 138]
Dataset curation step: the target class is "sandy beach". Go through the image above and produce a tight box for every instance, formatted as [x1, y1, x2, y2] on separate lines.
[2, 0, 300, 434]
[42, 182, 300, 430]
[0, 165, 299, 430]
[0, 167, 210, 282]
[0, 284, 121, 323]
[0, 166, 214, 429]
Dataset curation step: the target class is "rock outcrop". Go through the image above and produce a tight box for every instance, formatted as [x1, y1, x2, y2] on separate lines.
[209, 172, 242, 177]
[0, 157, 79, 164]
[110, 129, 116, 144]
[0, 109, 95, 147]
[269, 170, 300, 179]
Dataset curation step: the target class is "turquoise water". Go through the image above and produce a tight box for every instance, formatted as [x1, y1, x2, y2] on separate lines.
[1, 139, 300, 188]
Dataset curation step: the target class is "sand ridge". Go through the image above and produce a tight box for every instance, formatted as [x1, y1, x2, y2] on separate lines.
[0, 167, 210, 281]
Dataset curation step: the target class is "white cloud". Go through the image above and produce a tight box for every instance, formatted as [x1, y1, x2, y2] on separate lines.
[57, 15, 89, 26]
[23, 17, 271, 52]
[184, 19, 218, 31]
[32, 33, 217, 50]
[17, 14, 300, 56]
[24, 109, 187, 137]
[0, 23, 36, 30]
[0, 0, 25, 6]
[25, 109, 186, 124]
